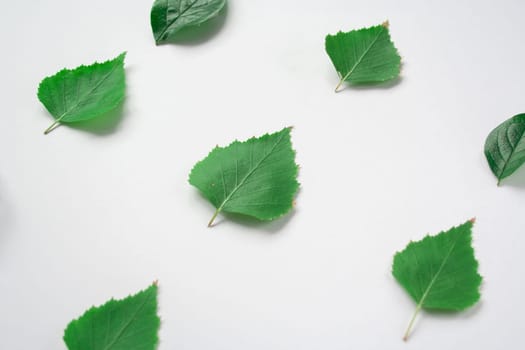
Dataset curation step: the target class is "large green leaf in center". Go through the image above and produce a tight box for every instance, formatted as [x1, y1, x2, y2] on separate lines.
[189, 127, 299, 226]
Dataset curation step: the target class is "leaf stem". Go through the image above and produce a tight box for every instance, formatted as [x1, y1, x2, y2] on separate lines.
[44, 119, 61, 135]
[403, 304, 422, 341]
[208, 208, 220, 227]
[335, 79, 345, 93]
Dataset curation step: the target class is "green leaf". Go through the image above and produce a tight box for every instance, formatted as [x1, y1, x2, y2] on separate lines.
[37, 52, 126, 135]
[325, 22, 401, 92]
[63, 283, 160, 350]
[189, 127, 299, 227]
[392, 219, 482, 341]
[151, 0, 226, 44]
[484, 113, 525, 185]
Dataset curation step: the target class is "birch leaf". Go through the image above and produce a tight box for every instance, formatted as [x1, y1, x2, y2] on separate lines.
[189, 127, 299, 227]
[37, 53, 126, 135]
[392, 219, 482, 341]
[325, 22, 401, 92]
[63, 283, 160, 350]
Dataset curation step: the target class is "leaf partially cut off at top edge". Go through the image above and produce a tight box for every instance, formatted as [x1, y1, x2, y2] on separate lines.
[189, 127, 300, 227]
[484, 113, 525, 185]
[151, 0, 226, 44]
[325, 22, 401, 92]
[63, 283, 160, 350]
[392, 219, 482, 341]
[37, 52, 126, 134]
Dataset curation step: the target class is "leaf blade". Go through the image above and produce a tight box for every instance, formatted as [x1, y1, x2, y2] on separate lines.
[392, 220, 482, 340]
[325, 22, 401, 91]
[37, 52, 126, 134]
[484, 113, 525, 184]
[189, 127, 299, 226]
[63, 283, 160, 350]
[151, 0, 226, 44]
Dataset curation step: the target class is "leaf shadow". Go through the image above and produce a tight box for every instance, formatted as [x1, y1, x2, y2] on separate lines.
[66, 100, 127, 136]
[0, 178, 12, 256]
[498, 165, 525, 189]
[338, 75, 403, 92]
[405, 302, 483, 339]
[209, 186, 302, 233]
[212, 209, 297, 234]
[425, 301, 484, 320]
[159, 4, 228, 46]
[332, 61, 405, 93]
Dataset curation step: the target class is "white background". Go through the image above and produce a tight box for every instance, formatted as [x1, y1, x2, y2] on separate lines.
[1, 0, 524, 349]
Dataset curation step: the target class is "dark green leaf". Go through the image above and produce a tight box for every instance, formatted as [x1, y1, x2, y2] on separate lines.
[484, 113, 525, 185]
[151, 0, 226, 44]
[37, 53, 126, 135]
[63, 283, 160, 350]
[392, 219, 482, 341]
[189, 127, 299, 227]
[325, 22, 401, 92]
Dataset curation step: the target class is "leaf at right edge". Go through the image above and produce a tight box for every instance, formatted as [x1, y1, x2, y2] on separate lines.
[484, 113, 525, 185]
[63, 283, 160, 350]
[392, 219, 482, 341]
[325, 22, 401, 92]
[188, 127, 299, 227]
[151, 0, 226, 44]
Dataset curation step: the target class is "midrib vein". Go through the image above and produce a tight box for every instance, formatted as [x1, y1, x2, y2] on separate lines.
[58, 62, 121, 122]
[497, 125, 525, 181]
[416, 235, 460, 309]
[157, 0, 199, 40]
[341, 27, 384, 82]
[102, 291, 152, 350]
[216, 132, 287, 212]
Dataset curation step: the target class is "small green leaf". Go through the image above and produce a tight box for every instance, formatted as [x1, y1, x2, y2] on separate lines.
[37, 52, 126, 135]
[392, 219, 482, 341]
[151, 0, 226, 44]
[325, 22, 401, 92]
[189, 127, 299, 227]
[63, 283, 160, 350]
[484, 113, 525, 185]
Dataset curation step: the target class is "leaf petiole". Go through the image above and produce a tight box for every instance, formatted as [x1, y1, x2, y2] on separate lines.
[208, 208, 221, 227]
[403, 304, 422, 341]
[334, 78, 345, 93]
[44, 113, 67, 135]
[44, 120, 61, 134]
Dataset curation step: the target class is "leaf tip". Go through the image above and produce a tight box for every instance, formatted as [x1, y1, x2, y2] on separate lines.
[469, 217, 476, 225]
[382, 20, 390, 29]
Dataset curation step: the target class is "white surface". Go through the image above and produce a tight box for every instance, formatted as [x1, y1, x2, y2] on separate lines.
[1, 0, 524, 348]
